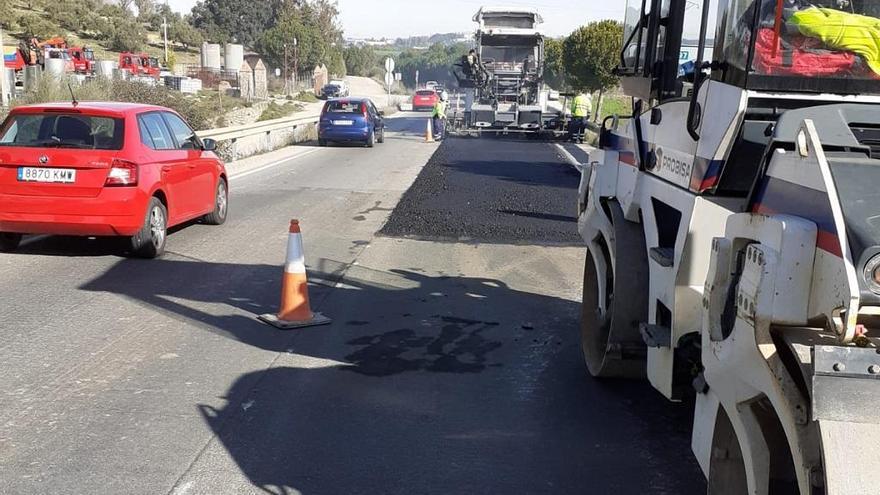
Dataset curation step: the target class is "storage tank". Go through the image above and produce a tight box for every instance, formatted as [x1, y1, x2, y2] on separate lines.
[96, 60, 116, 78]
[200, 41, 208, 67]
[224, 43, 244, 72]
[44, 58, 66, 79]
[203, 43, 222, 70]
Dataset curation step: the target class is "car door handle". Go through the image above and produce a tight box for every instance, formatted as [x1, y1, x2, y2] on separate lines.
[188, 164, 196, 169]
[162, 166, 172, 172]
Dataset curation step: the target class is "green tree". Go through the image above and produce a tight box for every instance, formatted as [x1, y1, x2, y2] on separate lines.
[563, 20, 623, 118]
[343, 45, 377, 77]
[191, 0, 282, 47]
[169, 17, 203, 50]
[107, 17, 146, 52]
[17, 14, 57, 39]
[544, 37, 566, 90]
[256, 1, 344, 76]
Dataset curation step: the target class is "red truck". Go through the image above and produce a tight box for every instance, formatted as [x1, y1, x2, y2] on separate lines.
[119, 52, 160, 78]
[68, 47, 95, 74]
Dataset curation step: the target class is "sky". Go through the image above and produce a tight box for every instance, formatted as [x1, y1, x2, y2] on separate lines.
[166, 0, 629, 39]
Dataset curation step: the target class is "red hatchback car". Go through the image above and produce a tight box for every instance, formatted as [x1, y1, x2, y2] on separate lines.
[0, 102, 228, 258]
[412, 89, 438, 111]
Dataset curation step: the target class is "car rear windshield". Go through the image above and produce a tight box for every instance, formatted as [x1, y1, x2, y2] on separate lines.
[324, 101, 364, 113]
[416, 90, 435, 96]
[0, 113, 124, 150]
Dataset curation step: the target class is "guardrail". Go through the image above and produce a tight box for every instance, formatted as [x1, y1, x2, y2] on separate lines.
[196, 113, 320, 142]
[195, 113, 322, 161]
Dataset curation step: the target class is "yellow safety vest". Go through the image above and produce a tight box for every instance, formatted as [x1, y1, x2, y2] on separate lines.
[432, 100, 447, 118]
[572, 94, 591, 118]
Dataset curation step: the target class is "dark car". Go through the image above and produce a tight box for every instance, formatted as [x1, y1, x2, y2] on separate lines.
[320, 83, 348, 99]
[318, 98, 385, 148]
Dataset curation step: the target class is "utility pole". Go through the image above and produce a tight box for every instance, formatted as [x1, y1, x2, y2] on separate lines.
[162, 1, 169, 66]
[283, 42, 289, 95]
[293, 37, 298, 90]
[0, 27, 8, 107]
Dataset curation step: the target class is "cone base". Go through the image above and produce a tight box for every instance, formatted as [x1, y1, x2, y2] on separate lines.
[258, 312, 332, 330]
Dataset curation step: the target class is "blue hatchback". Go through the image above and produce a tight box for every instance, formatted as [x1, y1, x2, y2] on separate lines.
[318, 98, 386, 148]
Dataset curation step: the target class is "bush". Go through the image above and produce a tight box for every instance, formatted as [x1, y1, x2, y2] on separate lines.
[17, 13, 58, 39]
[257, 101, 299, 122]
[15, 78, 217, 130]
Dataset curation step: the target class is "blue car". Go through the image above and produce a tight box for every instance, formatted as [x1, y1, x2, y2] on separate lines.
[318, 98, 385, 148]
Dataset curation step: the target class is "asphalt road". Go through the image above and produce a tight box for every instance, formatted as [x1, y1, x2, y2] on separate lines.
[0, 114, 704, 494]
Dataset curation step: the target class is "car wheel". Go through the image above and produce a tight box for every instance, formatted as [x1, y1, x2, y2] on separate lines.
[130, 197, 167, 259]
[377, 128, 385, 143]
[366, 130, 375, 148]
[0, 233, 22, 252]
[318, 138, 327, 147]
[203, 178, 228, 226]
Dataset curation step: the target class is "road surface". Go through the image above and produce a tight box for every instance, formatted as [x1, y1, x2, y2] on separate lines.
[0, 113, 704, 494]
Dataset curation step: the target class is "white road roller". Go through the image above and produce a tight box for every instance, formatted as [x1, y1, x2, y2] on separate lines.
[578, 0, 880, 493]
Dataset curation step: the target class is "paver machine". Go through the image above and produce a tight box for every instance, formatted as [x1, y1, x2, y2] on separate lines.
[451, 6, 564, 135]
[578, 0, 880, 493]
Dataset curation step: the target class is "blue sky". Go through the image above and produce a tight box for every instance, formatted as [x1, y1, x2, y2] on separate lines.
[166, 0, 628, 39]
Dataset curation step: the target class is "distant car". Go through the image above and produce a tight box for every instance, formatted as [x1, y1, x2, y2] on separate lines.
[413, 89, 439, 111]
[318, 98, 385, 147]
[0, 102, 228, 258]
[329, 80, 350, 96]
[321, 83, 347, 99]
[425, 81, 439, 91]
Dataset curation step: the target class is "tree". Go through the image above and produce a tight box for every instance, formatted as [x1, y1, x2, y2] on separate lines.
[134, 0, 155, 21]
[107, 18, 146, 52]
[117, 0, 134, 13]
[169, 17, 203, 50]
[563, 20, 623, 118]
[343, 45, 377, 77]
[256, 1, 345, 76]
[544, 37, 566, 90]
[191, 0, 282, 47]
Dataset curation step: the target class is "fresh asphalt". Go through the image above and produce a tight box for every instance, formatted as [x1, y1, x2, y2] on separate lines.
[0, 113, 704, 494]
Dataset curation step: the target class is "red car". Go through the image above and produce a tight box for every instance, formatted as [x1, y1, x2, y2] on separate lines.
[0, 102, 228, 258]
[412, 89, 439, 111]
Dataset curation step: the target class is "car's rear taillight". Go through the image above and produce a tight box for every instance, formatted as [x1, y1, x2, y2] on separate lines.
[105, 159, 138, 187]
[362, 104, 369, 118]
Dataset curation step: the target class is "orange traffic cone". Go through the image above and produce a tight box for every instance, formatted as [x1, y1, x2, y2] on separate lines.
[259, 219, 331, 329]
[425, 118, 435, 142]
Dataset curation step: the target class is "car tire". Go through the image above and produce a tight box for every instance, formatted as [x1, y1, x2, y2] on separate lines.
[366, 130, 375, 148]
[319, 138, 327, 147]
[130, 197, 167, 259]
[0, 233, 22, 252]
[377, 129, 385, 143]
[203, 178, 228, 226]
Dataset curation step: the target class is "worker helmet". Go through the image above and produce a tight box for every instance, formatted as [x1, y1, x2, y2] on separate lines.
[440, 90, 449, 101]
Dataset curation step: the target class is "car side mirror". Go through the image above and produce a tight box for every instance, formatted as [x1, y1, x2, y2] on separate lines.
[378, 110, 385, 116]
[202, 138, 217, 151]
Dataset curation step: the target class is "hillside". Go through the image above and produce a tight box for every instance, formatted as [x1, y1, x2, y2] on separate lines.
[1, 0, 200, 66]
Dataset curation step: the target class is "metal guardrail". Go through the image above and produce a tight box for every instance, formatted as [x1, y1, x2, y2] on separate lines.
[195, 113, 320, 142]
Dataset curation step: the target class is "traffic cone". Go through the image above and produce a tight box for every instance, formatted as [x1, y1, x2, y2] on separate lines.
[425, 118, 435, 142]
[259, 219, 331, 330]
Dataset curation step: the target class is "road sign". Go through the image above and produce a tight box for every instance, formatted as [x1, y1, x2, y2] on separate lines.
[384, 71, 394, 87]
[384, 57, 395, 73]
[394, 72, 402, 81]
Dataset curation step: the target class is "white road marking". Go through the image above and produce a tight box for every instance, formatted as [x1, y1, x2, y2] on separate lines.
[229, 147, 324, 181]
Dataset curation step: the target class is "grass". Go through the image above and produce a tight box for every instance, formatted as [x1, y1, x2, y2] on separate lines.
[257, 101, 301, 122]
[295, 92, 319, 103]
[598, 93, 631, 120]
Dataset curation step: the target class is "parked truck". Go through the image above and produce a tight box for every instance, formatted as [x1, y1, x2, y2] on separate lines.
[578, 0, 880, 493]
[451, 6, 563, 135]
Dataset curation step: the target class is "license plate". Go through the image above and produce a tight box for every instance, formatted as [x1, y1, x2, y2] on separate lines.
[333, 120, 353, 126]
[17, 167, 77, 183]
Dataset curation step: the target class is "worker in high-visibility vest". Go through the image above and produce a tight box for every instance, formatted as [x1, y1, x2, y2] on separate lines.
[568, 91, 592, 143]
[432, 90, 449, 140]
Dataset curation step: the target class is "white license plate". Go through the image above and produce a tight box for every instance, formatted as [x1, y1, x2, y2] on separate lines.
[17, 167, 77, 183]
[333, 120, 353, 126]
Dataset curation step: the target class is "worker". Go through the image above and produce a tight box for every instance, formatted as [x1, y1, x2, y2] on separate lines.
[568, 91, 592, 143]
[432, 90, 449, 141]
